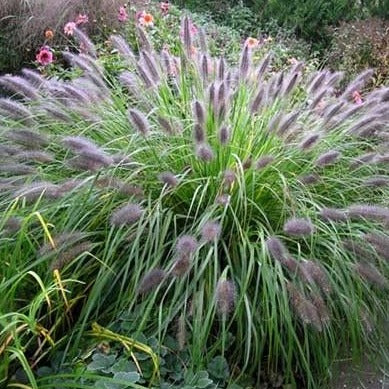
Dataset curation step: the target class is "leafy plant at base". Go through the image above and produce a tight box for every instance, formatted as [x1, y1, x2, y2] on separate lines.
[0, 16, 389, 388]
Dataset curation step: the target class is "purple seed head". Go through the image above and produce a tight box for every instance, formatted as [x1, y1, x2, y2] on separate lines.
[286, 282, 322, 331]
[110, 34, 136, 64]
[136, 61, 155, 88]
[176, 235, 198, 256]
[201, 221, 221, 242]
[283, 217, 315, 237]
[320, 207, 347, 222]
[215, 194, 230, 207]
[218, 125, 230, 145]
[128, 108, 150, 136]
[298, 133, 321, 151]
[172, 253, 191, 277]
[182, 17, 192, 53]
[193, 100, 205, 125]
[196, 143, 214, 162]
[6, 129, 49, 148]
[110, 203, 143, 227]
[364, 232, 389, 261]
[216, 279, 236, 316]
[0, 163, 36, 175]
[140, 50, 160, 83]
[315, 150, 341, 167]
[363, 176, 389, 188]
[158, 172, 178, 187]
[50, 241, 92, 271]
[354, 261, 388, 288]
[2, 216, 22, 235]
[239, 44, 251, 80]
[266, 236, 288, 262]
[255, 155, 275, 169]
[250, 88, 265, 114]
[193, 123, 206, 143]
[137, 26, 152, 52]
[73, 27, 97, 57]
[223, 169, 236, 188]
[217, 57, 226, 81]
[347, 204, 389, 222]
[138, 268, 166, 294]
[298, 173, 320, 185]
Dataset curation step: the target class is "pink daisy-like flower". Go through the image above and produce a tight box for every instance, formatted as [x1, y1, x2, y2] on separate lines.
[245, 37, 259, 48]
[75, 14, 89, 25]
[118, 6, 128, 22]
[64, 21, 76, 36]
[138, 11, 154, 27]
[36, 46, 53, 66]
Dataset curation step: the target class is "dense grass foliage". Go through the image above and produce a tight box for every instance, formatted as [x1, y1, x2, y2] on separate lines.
[0, 18, 389, 388]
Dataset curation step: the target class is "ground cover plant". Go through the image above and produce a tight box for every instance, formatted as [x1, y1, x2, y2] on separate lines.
[0, 13, 389, 388]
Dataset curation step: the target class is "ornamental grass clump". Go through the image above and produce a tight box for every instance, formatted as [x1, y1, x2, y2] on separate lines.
[0, 18, 388, 388]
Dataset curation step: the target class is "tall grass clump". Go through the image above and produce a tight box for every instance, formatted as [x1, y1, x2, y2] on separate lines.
[0, 17, 389, 388]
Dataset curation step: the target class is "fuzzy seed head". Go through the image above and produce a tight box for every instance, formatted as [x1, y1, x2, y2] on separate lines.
[315, 150, 341, 167]
[218, 125, 230, 145]
[201, 221, 221, 242]
[196, 143, 214, 162]
[138, 268, 166, 294]
[319, 207, 347, 222]
[216, 279, 236, 316]
[110, 203, 143, 227]
[176, 235, 198, 256]
[255, 155, 275, 169]
[158, 172, 178, 187]
[266, 236, 288, 262]
[128, 108, 150, 136]
[283, 217, 315, 237]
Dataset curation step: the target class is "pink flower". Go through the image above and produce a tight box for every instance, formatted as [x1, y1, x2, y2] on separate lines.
[138, 11, 154, 27]
[64, 22, 76, 36]
[245, 37, 259, 48]
[75, 14, 89, 25]
[353, 90, 363, 105]
[36, 46, 53, 66]
[118, 6, 128, 22]
[160, 2, 169, 14]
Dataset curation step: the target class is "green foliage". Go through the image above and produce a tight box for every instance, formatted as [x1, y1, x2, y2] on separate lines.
[0, 14, 389, 389]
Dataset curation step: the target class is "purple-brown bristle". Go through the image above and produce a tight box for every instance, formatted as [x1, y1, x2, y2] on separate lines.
[218, 125, 230, 145]
[128, 108, 150, 136]
[319, 207, 347, 222]
[283, 217, 315, 237]
[138, 268, 166, 294]
[158, 172, 178, 187]
[140, 50, 160, 83]
[110, 34, 136, 64]
[286, 282, 322, 331]
[266, 236, 289, 262]
[223, 169, 235, 188]
[354, 261, 388, 288]
[172, 253, 191, 277]
[364, 232, 389, 261]
[315, 150, 341, 167]
[298, 132, 321, 150]
[50, 241, 92, 271]
[193, 100, 205, 125]
[216, 279, 236, 316]
[110, 203, 143, 227]
[176, 235, 198, 256]
[201, 221, 221, 242]
[347, 204, 389, 222]
[196, 143, 214, 162]
[255, 155, 275, 169]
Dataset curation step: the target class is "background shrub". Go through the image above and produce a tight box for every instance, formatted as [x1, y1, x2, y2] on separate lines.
[326, 18, 389, 87]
